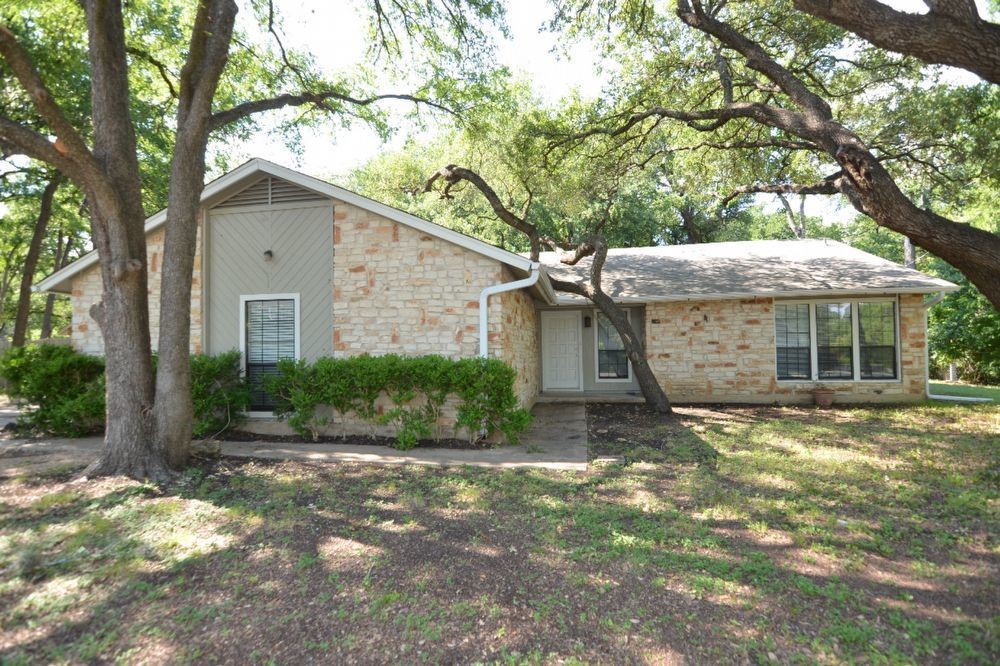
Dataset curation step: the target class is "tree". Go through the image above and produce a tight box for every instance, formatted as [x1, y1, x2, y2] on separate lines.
[549, 0, 1000, 309]
[0, 0, 502, 480]
[10, 173, 60, 346]
[411, 88, 674, 412]
[793, 0, 1000, 84]
[425, 163, 672, 413]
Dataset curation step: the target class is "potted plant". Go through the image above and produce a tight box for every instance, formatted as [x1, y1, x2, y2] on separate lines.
[812, 385, 835, 408]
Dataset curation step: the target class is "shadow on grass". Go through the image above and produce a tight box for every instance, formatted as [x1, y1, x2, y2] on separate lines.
[2, 401, 998, 663]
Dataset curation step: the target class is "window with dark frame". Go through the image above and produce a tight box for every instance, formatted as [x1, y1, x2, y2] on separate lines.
[245, 298, 296, 411]
[775, 300, 899, 382]
[775, 303, 811, 380]
[596, 312, 629, 379]
[858, 302, 897, 379]
[816, 302, 854, 379]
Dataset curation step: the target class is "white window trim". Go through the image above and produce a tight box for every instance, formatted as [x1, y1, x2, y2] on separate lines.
[775, 297, 901, 383]
[239, 293, 301, 417]
[594, 308, 633, 384]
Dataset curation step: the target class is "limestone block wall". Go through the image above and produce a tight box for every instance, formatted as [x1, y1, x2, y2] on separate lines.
[70, 222, 203, 355]
[498, 267, 540, 409]
[332, 199, 505, 360]
[645, 294, 926, 404]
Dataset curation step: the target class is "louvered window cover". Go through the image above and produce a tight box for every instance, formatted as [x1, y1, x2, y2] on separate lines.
[245, 299, 296, 411]
[216, 176, 325, 208]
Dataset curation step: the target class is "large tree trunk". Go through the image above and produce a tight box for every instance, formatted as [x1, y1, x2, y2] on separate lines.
[80, 0, 171, 481]
[591, 289, 672, 414]
[152, 147, 207, 468]
[152, 0, 238, 468]
[11, 176, 60, 347]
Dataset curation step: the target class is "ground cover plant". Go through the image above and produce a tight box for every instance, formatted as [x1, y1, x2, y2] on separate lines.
[0, 401, 996, 663]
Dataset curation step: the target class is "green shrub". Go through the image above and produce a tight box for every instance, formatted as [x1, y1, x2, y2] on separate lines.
[190, 350, 250, 438]
[267, 354, 532, 449]
[0, 346, 249, 438]
[0, 345, 105, 436]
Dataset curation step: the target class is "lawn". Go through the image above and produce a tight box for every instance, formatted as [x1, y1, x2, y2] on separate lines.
[0, 402, 997, 664]
[929, 381, 1000, 402]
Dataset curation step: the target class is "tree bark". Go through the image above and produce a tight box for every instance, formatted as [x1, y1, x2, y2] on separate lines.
[78, 0, 169, 481]
[776, 192, 806, 239]
[153, 0, 238, 468]
[793, 0, 1000, 84]
[11, 176, 60, 347]
[903, 236, 916, 269]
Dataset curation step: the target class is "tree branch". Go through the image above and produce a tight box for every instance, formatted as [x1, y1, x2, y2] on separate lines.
[209, 91, 454, 133]
[794, 0, 1000, 83]
[0, 23, 94, 164]
[721, 174, 843, 206]
[677, 0, 833, 120]
[126, 46, 178, 98]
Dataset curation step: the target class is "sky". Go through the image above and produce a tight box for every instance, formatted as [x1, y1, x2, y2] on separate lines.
[220, 0, 992, 228]
[222, 2, 604, 180]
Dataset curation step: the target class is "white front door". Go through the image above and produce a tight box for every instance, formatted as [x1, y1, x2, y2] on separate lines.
[541, 311, 583, 391]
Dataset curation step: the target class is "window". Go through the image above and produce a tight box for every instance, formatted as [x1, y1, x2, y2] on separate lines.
[858, 302, 897, 379]
[775, 304, 811, 380]
[774, 299, 899, 382]
[596, 312, 630, 380]
[816, 303, 853, 379]
[241, 296, 299, 411]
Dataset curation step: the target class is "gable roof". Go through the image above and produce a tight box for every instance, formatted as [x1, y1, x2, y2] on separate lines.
[34, 158, 540, 294]
[540, 239, 958, 304]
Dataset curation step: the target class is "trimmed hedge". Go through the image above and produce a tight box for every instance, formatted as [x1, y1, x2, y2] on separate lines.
[0, 346, 249, 438]
[267, 354, 532, 449]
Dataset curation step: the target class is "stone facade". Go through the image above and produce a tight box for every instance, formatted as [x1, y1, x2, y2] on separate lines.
[644, 294, 926, 404]
[332, 199, 506, 360]
[498, 267, 540, 409]
[70, 223, 203, 355]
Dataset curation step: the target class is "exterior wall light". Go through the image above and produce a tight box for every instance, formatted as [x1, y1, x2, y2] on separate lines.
[263, 250, 274, 261]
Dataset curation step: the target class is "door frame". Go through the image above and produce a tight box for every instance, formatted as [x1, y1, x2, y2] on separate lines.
[540, 309, 584, 391]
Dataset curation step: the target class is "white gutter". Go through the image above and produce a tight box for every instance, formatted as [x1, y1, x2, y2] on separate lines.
[922, 292, 993, 403]
[478, 263, 542, 358]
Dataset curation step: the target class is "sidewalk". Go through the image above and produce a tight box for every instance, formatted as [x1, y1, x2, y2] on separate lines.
[0, 403, 589, 475]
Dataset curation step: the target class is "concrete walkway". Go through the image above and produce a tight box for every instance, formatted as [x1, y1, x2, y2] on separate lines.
[222, 403, 588, 470]
[0, 403, 589, 474]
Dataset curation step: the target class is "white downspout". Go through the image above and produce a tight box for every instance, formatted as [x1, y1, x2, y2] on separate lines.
[478, 263, 541, 358]
[922, 291, 992, 403]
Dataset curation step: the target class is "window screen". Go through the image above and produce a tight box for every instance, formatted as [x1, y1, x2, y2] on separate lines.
[245, 299, 296, 411]
[775, 303, 811, 379]
[597, 313, 629, 379]
[858, 302, 897, 379]
[816, 303, 853, 379]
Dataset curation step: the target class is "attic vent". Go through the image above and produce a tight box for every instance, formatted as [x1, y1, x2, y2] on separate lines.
[215, 176, 325, 208]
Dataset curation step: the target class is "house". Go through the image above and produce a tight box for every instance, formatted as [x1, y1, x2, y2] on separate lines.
[35, 159, 958, 422]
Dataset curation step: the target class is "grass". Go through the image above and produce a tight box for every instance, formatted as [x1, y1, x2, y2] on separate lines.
[0, 401, 997, 663]
[929, 381, 999, 401]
